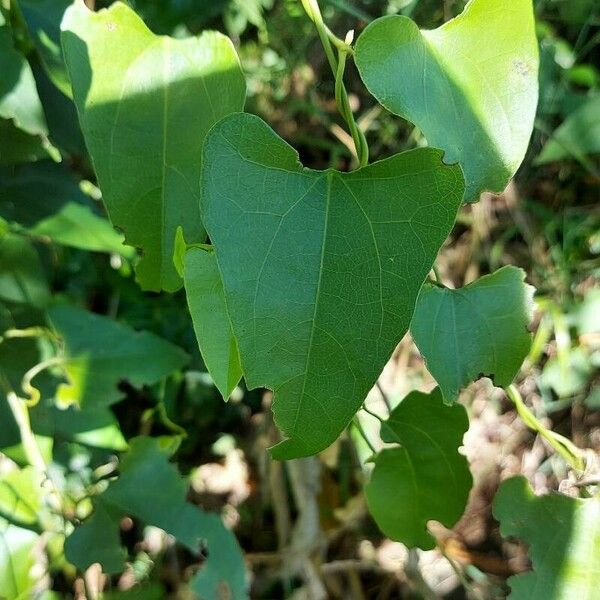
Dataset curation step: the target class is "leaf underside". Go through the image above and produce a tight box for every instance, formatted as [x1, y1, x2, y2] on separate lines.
[355, 0, 539, 201]
[201, 113, 465, 459]
[411, 266, 534, 403]
[365, 388, 472, 549]
[61, 1, 246, 291]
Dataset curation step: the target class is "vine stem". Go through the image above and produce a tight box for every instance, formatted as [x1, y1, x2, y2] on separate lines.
[352, 416, 377, 454]
[300, 0, 369, 168]
[505, 384, 585, 471]
[1, 371, 65, 514]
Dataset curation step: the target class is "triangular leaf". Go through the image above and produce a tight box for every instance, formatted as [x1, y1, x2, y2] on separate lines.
[201, 113, 464, 459]
[355, 0, 539, 201]
[493, 476, 600, 599]
[365, 388, 472, 549]
[65, 436, 247, 600]
[61, 1, 246, 291]
[411, 266, 534, 403]
[48, 305, 188, 409]
[183, 246, 242, 400]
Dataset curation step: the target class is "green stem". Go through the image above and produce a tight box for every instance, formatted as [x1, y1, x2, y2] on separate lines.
[300, 0, 369, 168]
[506, 384, 584, 471]
[352, 416, 377, 454]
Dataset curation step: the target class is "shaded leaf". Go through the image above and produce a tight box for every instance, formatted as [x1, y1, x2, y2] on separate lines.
[0, 233, 49, 308]
[48, 304, 188, 409]
[0, 119, 49, 165]
[61, 1, 246, 291]
[65, 436, 247, 600]
[0, 161, 131, 255]
[183, 246, 242, 400]
[201, 113, 464, 459]
[0, 11, 47, 137]
[411, 267, 534, 403]
[536, 96, 600, 165]
[365, 388, 472, 549]
[493, 476, 600, 599]
[355, 0, 539, 201]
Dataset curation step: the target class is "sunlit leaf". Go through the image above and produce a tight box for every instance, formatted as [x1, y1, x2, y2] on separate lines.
[201, 113, 464, 459]
[411, 267, 534, 403]
[355, 0, 539, 201]
[365, 388, 472, 549]
[61, 1, 246, 291]
[494, 476, 600, 599]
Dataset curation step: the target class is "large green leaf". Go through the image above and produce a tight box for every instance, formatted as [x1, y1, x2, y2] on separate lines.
[493, 476, 600, 599]
[411, 267, 534, 403]
[365, 388, 472, 549]
[201, 113, 464, 459]
[61, 1, 246, 292]
[0, 162, 131, 255]
[536, 96, 600, 165]
[0, 521, 39, 600]
[355, 0, 539, 201]
[182, 245, 242, 400]
[0, 11, 47, 138]
[65, 436, 247, 600]
[0, 233, 49, 308]
[48, 305, 188, 409]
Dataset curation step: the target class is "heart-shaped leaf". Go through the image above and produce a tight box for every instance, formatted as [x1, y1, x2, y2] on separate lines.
[494, 476, 600, 599]
[201, 113, 464, 459]
[365, 388, 472, 549]
[355, 0, 539, 201]
[411, 266, 534, 403]
[61, 1, 246, 291]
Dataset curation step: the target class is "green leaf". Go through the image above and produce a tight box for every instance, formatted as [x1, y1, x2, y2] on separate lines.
[355, 0, 539, 201]
[493, 476, 600, 599]
[0, 119, 49, 165]
[411, 267, 534, 403]
[48, 304, 188, 409]
[61, 1, 246, 292]
[365, 388, 472, 549]
[183, 246, 242, 400]
[0, 467, 42, 528]
[0, 233, 49, 308]
[536, 96, 600, 165]
[65, 436, 247, 600]
[201, 113, 464, 459]
[14, 0, 73, 97]
[0, 161, 132, 255]
[0, 520, 39, 600]
[0, 11, 47, 138]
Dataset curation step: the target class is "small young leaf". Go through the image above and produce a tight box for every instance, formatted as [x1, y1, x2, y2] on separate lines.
[48, 305, 188, 409]
[201, 113, 464, 459]
[411, 267, 534, 403]
[61, 1, 246, 291]
[365, 388, 472, 549]
[355, 0, 539, 201]
[493, 476, 600, 599]
[65, 436, 247, 600]
[183, 246, 242, 400]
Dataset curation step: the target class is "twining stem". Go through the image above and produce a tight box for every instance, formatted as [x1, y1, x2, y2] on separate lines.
[352, 416, 377, 454]
[505, 384, 585, 471]
[300, 0, 369, 168]
[1, 371, 65, 514]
